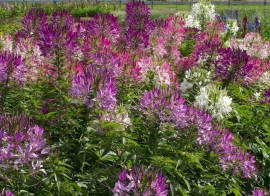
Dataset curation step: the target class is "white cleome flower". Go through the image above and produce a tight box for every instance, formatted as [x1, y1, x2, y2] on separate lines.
[216, 96, 232, 116]
[194, 87, 209, 108]
[180, 78, 193, 93]
[185, 2, 216, 30]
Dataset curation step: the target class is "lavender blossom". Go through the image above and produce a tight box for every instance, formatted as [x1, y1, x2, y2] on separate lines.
[122, 1, 154, 50]
[86, 14, 121, 44]
[96, 75, 117, 110]
[0, 51, 27, 85]
[70, 65, 117, 110]
[38, 10, 78, 57]
[69, 69, 94, 107]
[91, 52, 122, 77]
[0, 112, 50, 172]
[140, 88, 188, 128]
[112, 165, 168, 196]
[16, 8, 47, 40]
[251, 188, 270, 196]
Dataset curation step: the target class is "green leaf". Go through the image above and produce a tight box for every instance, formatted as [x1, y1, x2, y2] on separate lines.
[45, 111, 58, 119]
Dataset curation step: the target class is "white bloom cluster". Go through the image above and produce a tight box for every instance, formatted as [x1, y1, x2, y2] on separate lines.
[180, 68, 212, 94]
[225, 19, 239, 36]
[184, 2, 216, 30]
[100, 106, 132, 131]
[194, 84, 233, 121]
[0, 35, 13, 52]
[252, 71, 270, 100]
[258, 71, 270, 89]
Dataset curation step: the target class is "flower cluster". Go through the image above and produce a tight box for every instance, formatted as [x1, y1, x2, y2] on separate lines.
[225, 19, 239, 36]
[0, 2, 13, 10]
[194, 84, 233, 121]
[185, 2, 216, 30]
[0, 51, 27, 86]
[140, 88, 188, 128]
[123, 1, 153, 50]
[69, 64, 117, 110]
[251, 188, 270, 196]
[0, 112, 50, 172]
[140, 88, 255, 177]
[154, 62, 177, 87]
[0, 35, 13, 52]
[100, 106, 132, 130]
[230, 33, 270, 59]
[191, 109, 256, 177]
[0, 190, 13, 196]
[180, 67, 212, 94]
[112, 164, 168, 196]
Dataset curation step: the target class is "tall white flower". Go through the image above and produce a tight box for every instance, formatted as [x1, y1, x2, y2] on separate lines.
[215, 96, 232, 120]
[185, 2, 217, 30]
[180, 68, 212, 96]
[194, 87, 209, 108]
[226, 19, 239, 36]
[194, 84, 233, 121]
[180, 78, 193, 93]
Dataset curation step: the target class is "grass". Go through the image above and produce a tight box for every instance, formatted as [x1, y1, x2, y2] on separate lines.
[113, 4, 270, 19]
[1, 3, 270, 35]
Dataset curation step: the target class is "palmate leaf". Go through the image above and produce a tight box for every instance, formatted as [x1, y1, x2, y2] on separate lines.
[96, 149, 117, 162]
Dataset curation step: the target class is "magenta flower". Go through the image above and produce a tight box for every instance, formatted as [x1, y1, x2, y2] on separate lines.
[38, 10, 78, 57]
[0, 113, 50, 172]
[251, 188, 270, 196]
[121, 1, 154, 50]
[0, 51, 27, 85]
[70, 65, 117, 110]
[262, 88, 270, 104]
[112, 165, 168, 196]
[16, 8, 47, 40]
[140, 88, 188, 128]
[86, 14, 121, 44]
[0, 190, 14, 196]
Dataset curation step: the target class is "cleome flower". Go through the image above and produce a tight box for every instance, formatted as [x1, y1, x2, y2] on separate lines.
[194, 84, 233, 121]
[0, 112, 50, 172]
[184, 2, 217, 30]
[112, 164, 168, 196]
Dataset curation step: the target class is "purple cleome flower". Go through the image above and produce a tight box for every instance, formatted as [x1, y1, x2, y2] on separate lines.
[0, 190, 14, 196]
[0, 112, 50, 171]
[37, 10, 78, 57]
[113, 165, 169, 196]
[86, 14, 121, 44]
[0, 51, 27, 85]
[140, 88, 256, 178]
[251, 188, 270, 196]
[16, 8, 47, 41]
[122, 1, 154, 50]
[262, 88, 270, 104]
[70, 64, 117, 110]
[214, 47, 251, 84]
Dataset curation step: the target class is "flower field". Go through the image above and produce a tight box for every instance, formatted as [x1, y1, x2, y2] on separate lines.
[0, 1, 270, 195]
